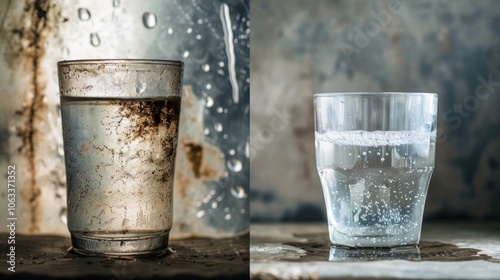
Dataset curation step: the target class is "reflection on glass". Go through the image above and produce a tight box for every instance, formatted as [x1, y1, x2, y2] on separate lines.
[329, 245, 421, 261]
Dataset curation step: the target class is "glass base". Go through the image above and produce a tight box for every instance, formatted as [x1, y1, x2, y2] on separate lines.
[328, 224, 421, 248]
[70, 232, 170, 258]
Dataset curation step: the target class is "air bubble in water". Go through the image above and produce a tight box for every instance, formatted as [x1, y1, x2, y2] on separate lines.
[182, 51, 190, 58]
[202, 64, 210, 72]
[231, 185, 247, 198]
[90, 33, 100, 47]
[205, 96, 214, 108]
[143, 12, 157, 29]
[60, 208, 67, 225]
[214, 123, 223, 132]
[227, 158, 242, 172]
[78, 8, 91, 21]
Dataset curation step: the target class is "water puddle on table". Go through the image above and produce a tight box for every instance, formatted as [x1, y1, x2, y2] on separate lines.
[283, 234, 500, 263]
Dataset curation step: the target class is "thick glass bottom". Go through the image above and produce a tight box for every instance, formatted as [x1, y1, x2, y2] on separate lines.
[328, 224, 421, 248]
[70, 231, 169, 258]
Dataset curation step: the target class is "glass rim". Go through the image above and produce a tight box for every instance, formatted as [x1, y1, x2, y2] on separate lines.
[57, 59, 183, 67]
[314, 92, 437, 98]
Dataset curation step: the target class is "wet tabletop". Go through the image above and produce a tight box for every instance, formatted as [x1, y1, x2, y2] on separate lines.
[250, 222, 500, 279]
[0, 233, 249, 280]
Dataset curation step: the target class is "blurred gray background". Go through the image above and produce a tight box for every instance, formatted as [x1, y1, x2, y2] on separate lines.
[250, 0, 500, 221]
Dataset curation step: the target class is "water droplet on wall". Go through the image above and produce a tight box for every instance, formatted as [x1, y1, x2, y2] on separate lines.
[205, 83, 212, 90]
[217, 107, 223, 113]
[202, 64, 210, 72]
[187, 27, 193, 34]
[227, 158, 242, 172]
[214, 123, 223, 132]
[205, 96, 214, 108]
[231, 185, 247, 198]
[90, 33, 100, 46]
[60, 208, 68, 225]
[196, 210, 206, 218]
[224, 213, 232, 220]
[78, 8, 91, 21]
[204, 128, 210, 135]
[211, 202, 217, 209]
[196, 34, 202, 40]
[143, 12, 157, 29]
[228, 149, 235, 156]
[167, 27, 173, 34]
[182, 51, 190, 58]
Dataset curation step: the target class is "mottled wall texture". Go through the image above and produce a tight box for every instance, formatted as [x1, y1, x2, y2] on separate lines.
[250, 0, 500, 221]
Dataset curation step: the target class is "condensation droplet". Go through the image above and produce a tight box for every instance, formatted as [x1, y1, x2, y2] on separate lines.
[245, 142, 250, 158]
[218, 61, 225, 67]
[223, 134, 228, 139]
[60, 208, 67, 225]
[202, 64, 210, 72]
[143, 12, 157, 29]
[112, 0, 120, 8]
[196, 34, 202, 40]
[197, 19, 203, 24]
[182, 51, 190, 58]
[229, 149, 235, 156]
[214, 123, 223, 132]
[58, 147, 64, 157]
[211, 202, 217, 209]
[196, 210, 206, 218]
[204, 128, 210, 135]
[231, 185, 247, 198]
[205, 96, 214, 108]
[167, 27, 173, 34]
[217, 107, 224, 113]
[78, 8, 91, 21]
[381, 158, 385, 162]
[90, 33, 100, 47]
[224, 213, 231, 220]
[205, 83, 212, 90]
[362, 152, 367, 156]
[227, 158, 242, 172]
[187, 27, 193, 34]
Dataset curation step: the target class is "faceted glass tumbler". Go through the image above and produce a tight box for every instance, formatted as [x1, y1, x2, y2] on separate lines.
[58, 59, 183, 257]
[314, 92, 437, 247]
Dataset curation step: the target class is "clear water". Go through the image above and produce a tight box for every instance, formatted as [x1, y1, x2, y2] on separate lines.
[316, 130, 435, 247]
[61, 96, 180, 243]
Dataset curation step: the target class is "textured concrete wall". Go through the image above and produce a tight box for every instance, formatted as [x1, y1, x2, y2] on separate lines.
[250, 0, 500, 221]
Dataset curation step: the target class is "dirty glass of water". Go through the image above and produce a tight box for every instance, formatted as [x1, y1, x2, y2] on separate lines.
[58, 59, 183, 257]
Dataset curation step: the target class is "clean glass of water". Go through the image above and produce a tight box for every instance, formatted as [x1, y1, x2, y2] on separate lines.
[314, 92, 437, 247]
[58, 59, 183, 257]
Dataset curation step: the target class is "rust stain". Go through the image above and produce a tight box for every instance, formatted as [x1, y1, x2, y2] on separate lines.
[10, 0, 52, 233]
[184, 143, 203, 178]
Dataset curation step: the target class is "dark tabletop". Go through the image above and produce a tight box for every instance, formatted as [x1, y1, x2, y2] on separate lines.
[1, 233, 249, 280]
